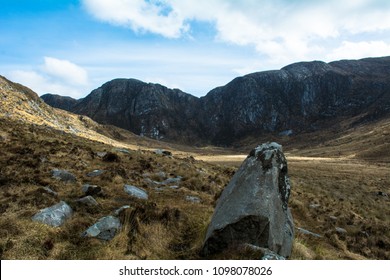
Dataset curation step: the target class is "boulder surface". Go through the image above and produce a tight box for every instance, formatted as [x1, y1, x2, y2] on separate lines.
[202, 142, 294, 257]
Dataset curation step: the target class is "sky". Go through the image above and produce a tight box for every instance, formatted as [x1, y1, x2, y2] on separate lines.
[1, 0, 390, 98]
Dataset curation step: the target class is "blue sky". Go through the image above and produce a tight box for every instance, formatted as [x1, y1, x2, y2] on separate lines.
[1, 0, 390, 98]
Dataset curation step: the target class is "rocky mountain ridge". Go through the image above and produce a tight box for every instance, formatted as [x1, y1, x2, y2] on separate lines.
[41, 56, 390, 146]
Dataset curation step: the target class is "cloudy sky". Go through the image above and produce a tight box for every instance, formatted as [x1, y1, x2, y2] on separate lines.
[1, 0, 390, 98]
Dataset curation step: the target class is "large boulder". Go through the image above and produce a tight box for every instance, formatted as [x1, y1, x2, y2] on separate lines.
[32, 201, 73, 227]
[202, 142, 294, 257]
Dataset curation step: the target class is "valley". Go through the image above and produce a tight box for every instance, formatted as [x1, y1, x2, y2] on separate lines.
[1, 59, 389, 260]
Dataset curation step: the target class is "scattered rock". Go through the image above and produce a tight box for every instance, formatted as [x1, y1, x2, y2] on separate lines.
[202, 142, 294, 257]
[297, 227, 323, 238]
[114, 148, 131, 155]
[329, 215, 338, 221]
[309, 203, 321, 209]
[51, 169, 76, 183]
[335, 227, 347, 234]
[186, 195, 201, 203]
[169, 185, 179, 189]
[124, 185, 148, 200]
[87, 169, 105, 177]
[96, 151, 107, 158]
[113, 205, 130, 216]
[163, 176, 182, 185]
[376, 191, 388, 197]
[82, 184, 102, 196]
[42, 186, 58, 197]
[262, 251, 286, 260]
[32, 201, 73, 227]
[154, 149, 172, 156]
[76, 196, 99, 206]
[83, 216, 121, 241]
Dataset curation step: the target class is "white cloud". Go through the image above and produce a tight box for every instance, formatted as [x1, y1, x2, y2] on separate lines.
[82, 0, 390, 66]
[43, 57, 88, 85]
[326, 41, 390, 61]
[7, 57, 90, 98]
[82, 0, 187, 38]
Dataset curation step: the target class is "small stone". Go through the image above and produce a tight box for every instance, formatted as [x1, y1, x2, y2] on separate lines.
[163, 176, 182, 185]
[113, 205, 130, 216]
[309, 203, 320, 209]
[154, 149, 172, 156]
[114, 148, 131, 155]
[329, 215, 338, 221]
[87, 169, 105, 177]
[335, 227, 347, 234]
[96, 152, 107, 158]
[42, 187, 58, 196]
[186, 195, 201, 203]
[83, 216, 121, 241]
[297, 227, 322, 238]
[76, 196, 98, 206]
[32, 201, 73, 227]
[124, 185, 148, 200]
[51, 169, 76, 183]
[169, 185, 179, 189]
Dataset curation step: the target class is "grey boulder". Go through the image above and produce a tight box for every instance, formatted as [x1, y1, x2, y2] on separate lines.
[83, 216, 121, 241]
[124, 185, 148, 200]
[51, 169, 76, 183]
[32, 201, 73, 227]
[202, 142, 294, 258]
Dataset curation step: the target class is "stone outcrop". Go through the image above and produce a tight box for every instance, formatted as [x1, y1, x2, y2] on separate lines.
[202, 142, 294, 258]
[42, 57, 390, 146]
[83, 216, 121, 241]
[32, 201, 73, 227]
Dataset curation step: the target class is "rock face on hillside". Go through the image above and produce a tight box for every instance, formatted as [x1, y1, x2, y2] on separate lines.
[202, 142, 294, 258]
[41, 94, 80, 111]
[72, 79, 202, 144]
[41, 57, 390, 146]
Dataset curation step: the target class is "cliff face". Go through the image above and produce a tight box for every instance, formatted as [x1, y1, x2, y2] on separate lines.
[41, 94, 80, 112]
[41, 57, 390, 145]
[71, 79, 202, 144]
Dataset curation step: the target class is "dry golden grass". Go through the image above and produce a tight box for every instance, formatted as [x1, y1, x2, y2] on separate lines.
[1, 75, 389, 259]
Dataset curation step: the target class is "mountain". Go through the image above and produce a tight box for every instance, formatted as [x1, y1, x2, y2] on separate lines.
[40, 93, 80, 111]
[42, 57, 390, 146]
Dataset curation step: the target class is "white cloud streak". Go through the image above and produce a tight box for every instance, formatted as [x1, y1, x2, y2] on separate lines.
[82, 0, 390, 65]
[8, 57, 90, 98]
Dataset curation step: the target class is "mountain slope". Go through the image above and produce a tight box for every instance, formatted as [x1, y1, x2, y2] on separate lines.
[42, 57, 390, 146]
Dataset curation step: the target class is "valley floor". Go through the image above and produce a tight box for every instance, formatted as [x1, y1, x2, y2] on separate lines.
[0, 117, 389, 260]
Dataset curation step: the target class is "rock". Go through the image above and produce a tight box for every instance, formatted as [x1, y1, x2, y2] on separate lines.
[297, 227, 323, 238]
[202, 142, 294, 258]
[169, 185, 179, 189]
[82, 184, 102, 196]
[114, 148, 131, 155]
[42, 186, 58, 196]
[124, 185, 148, 200]
[113, 205, 130, 216]
[83, 216, 121, 241]
[335, 227, 347, 234]
[163, 176, 182, 185]
[51, 169, 76, 183]
[262, 251, 286, 260]
[32, 201, 73, 227]
[76, 196, 98, 206]
[87, 169, 105, 177]
[154, 149, 172, 156]
[96, 151, 107, 158]
[309, 203, 321, 209]
[376, 191, 388, 197]
[186, 195, 201, 203]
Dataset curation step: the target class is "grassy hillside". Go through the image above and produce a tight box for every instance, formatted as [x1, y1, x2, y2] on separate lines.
[0, 75, 389, 259]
